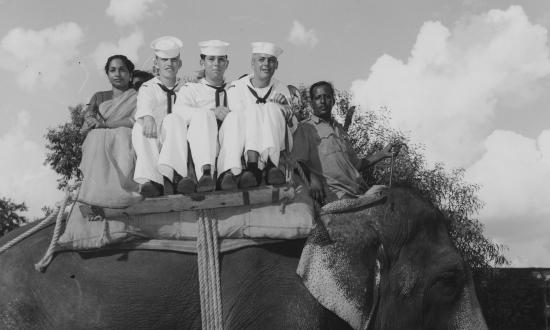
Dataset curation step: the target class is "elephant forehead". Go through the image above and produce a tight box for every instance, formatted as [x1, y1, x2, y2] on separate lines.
[380, 195, 449, 251]
[393, 263, 420, 297]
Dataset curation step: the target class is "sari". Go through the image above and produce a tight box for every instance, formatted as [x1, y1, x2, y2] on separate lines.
[78, 88, 143, 208]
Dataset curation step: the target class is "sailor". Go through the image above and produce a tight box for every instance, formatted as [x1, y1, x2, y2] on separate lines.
[132, 36, 197, 197]
[171, 40, 232, 191]
[219, 42, 295, 188]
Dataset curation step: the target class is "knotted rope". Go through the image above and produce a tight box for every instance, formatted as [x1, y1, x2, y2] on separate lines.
[0, 188, 71, 261]
[197, 209, 223, 330]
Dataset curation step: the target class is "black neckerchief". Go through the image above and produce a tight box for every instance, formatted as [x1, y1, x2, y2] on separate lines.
[205, 82, 227, 107]
[247, 85, 273, 104]
[157, 83, 178, 114]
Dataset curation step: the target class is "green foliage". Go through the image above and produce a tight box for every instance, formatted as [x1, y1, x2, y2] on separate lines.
[475, 268, 548, 329]
[0, 197, 27, 236]
[297, 85, 508, 269]
[44, 104, 86, 189]
[40, 205, 55, 218]
[292, 84, 312, 122]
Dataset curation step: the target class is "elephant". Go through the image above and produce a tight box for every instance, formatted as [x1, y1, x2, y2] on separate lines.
[0, 187, 487, 329]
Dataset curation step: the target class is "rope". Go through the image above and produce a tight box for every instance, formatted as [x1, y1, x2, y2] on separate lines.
[207, 210, 222, 330]
[389, 152, 395, 188]
[197, 209, 223, 330]
[34, 190, 72, 272]
[197, 213, 209, 329]
[0, 188, 71, 257]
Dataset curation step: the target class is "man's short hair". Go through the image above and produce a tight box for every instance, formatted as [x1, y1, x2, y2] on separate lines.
[309, 81, 335, 100]
[200, 54, 228, 60]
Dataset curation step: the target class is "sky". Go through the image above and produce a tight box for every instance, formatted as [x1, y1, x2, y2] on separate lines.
[1, 0, 549, 267]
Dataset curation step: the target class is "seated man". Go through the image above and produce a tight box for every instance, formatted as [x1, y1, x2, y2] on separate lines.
[219, 42, 295, 188]
[172, 40, 233, 190]
[132, 36, 216, 197]
[292, 81, 399, 204]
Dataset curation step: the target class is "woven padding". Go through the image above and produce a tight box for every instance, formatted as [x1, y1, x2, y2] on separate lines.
[58, 185, 314, 250]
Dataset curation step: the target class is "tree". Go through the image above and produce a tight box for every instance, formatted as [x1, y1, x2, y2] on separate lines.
[0, 197, 27, 236]
[298, 85, 508, 269]
[44, 104, 86, 189]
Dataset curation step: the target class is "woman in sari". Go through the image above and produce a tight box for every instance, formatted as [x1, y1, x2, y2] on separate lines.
[78, 55, 142, 208]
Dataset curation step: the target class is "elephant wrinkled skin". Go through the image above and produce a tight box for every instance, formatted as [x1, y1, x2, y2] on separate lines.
[0, 187, 487, 329]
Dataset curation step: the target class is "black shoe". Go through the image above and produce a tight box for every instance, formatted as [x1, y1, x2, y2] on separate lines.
[239, 170, 259, 189]
[177, 177, 196, 194]
[140, 181, 163, 198]
[197, 174, 215, 192]
[218, 171, 238, 191]
[266, 167, 285, 186]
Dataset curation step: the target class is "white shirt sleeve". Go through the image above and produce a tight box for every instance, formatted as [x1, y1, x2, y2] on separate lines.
[135, 83, 157, 120]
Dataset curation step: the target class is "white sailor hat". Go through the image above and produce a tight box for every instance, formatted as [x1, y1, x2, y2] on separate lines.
[251, 42, 283, 57]
[150, 36, 183, 58]
[199, 40, 229, 56]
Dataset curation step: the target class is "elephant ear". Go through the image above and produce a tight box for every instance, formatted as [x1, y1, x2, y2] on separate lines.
[297, 205, 382, 330]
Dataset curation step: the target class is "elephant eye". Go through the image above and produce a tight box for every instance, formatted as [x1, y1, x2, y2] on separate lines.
[431, 271, 464, 301]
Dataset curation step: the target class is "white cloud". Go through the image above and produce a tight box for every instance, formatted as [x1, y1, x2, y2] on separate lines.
[0, 22, 84, 90]
[0, 111, 64, 219]
[350, 6, 550, 168]
[467, 130, 550, 219]
[106, 0, 164, 26]
[92, 30, 144, 70]
[350, 6, 550, 267]
[288, 21, 319, 47]
[466, 130, 550, 266]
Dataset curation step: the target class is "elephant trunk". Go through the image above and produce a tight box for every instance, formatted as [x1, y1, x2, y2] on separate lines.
[448, 274, 488, 330]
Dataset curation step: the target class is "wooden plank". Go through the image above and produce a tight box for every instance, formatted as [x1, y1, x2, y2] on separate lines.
[79, 185, 295, 218]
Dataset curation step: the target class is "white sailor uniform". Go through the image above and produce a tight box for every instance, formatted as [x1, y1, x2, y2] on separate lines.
[170, 79, 221, 178]
[132, 76, 188, 185]
[219, 75, 292, 173]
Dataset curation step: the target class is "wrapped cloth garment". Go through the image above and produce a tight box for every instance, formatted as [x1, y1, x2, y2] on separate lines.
[79, 88, 142, 208]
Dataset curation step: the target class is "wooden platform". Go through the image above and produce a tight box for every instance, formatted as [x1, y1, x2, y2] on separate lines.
[79, 185, 295, 218]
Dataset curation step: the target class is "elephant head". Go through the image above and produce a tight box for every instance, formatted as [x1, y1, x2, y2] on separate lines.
[298, 187, 487, 330]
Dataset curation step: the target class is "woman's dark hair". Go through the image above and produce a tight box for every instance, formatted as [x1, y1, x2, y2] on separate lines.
[132, 70, 155, 90]
[309, 81, 335, 100]
[104, 55, 135, 75]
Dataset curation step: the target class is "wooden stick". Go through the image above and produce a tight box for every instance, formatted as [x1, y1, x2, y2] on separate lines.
[79, 185, 295, 218]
